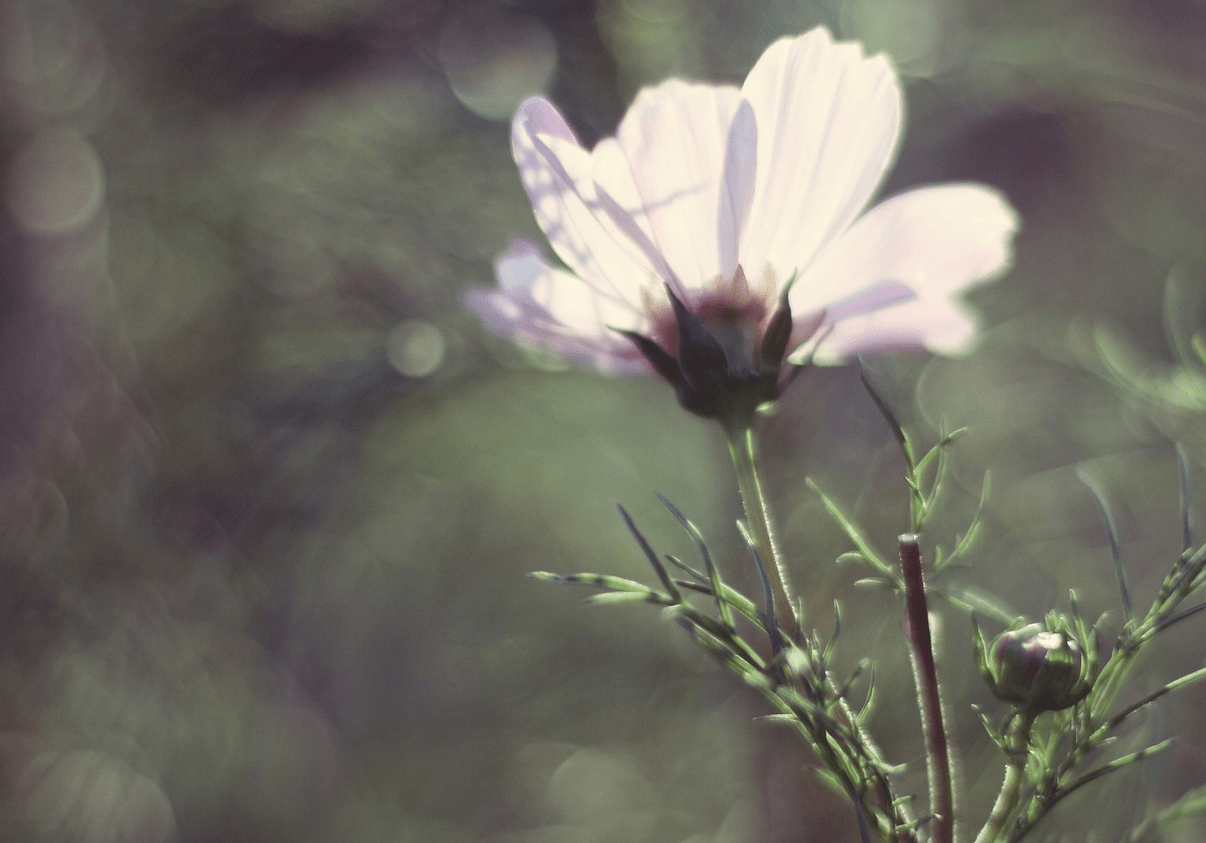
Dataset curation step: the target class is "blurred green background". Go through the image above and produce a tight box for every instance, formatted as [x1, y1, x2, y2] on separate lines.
[1, 0, 1205, 841]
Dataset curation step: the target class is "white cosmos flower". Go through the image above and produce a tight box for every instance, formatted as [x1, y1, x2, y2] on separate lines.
[465, 27, 1018, 385]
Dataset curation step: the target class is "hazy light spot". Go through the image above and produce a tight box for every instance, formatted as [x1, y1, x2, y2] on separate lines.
[6, 130, 105, 235]
[18, 749, 176, 843]
[545, 748, 653, 836]
[387, 320, 445, 377]
[0, 474, 69, 559]
[105, 205, 158, 295]
[5, 0, 106, 114]
[438, 4, 557, 121]
[252, 0, 380, 34]
[5, 1, 82, 86]
[255, 231, 336, 299]
[596, 0, 696, 83]
[841, 0, 942, 78]
[243, 701, 337, 821]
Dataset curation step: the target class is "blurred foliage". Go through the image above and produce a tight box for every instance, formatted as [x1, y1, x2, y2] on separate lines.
[1, 0, 1205, 841]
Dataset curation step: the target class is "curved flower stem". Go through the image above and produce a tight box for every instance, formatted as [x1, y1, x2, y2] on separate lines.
[974, 712, 1035, 843]
[724, 421, 800, 643]
[899, 535, 955, 843]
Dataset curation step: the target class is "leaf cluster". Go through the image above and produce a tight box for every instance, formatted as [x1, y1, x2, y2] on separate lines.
[974, 456, 1206, 842]
[531, 494, 922, 843]
[810, 375, 1011, 625]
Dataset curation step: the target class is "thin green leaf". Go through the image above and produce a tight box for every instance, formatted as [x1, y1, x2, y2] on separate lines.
[583, 590, 669, 607]
[664, 553, 708, 584]
[528, 571, 666, 598]
[1102, 663, 1206, 735]
[971, 704, 1007, 752]
[671, 579, 767, 630]
[941, 471, 992, 570]
[678, 614, 774, 691]
[674, 605, 767, 671]
[618, 504, 681, 602]
[918, 436, 953, 522]
[860, 371, 909, 452]
[1049, 740, 1172, 808]
[656, 492, 733, 630]
[914, 427, 968, 478]
[738, 519, 783, 653]
[1154, 600, 1206, 634]
[931, 585, 1017, 625]
[852, 577, 893, 590]
[1162, 541, 1206, 606]
[1123, 781, 1206, 843]
[807, 478, 899, 583]
[835, 659, 866, 703]
[856, 663, 877, 726]
[823, 600, 842, 665]
[811, 766, 850, 800]
[1078, 469, 1133, 624]
[1178, 442, 1193, 553]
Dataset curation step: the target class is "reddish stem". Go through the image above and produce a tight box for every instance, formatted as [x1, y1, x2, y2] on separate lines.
[899, 534, 955, 843]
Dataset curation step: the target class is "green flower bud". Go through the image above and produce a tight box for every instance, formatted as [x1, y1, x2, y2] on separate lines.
[974, 618, 1095, 713]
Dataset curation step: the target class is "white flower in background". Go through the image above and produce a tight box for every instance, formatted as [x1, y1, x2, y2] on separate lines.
[465, 27, 1018, 420]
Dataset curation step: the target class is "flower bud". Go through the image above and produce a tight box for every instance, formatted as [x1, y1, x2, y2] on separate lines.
[974, 619, 1095, 713]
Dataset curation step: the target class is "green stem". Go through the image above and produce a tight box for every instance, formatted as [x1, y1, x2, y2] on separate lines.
[974, 712, 1035, 843]
[724, 420, 919, 841]
[1088, 645, 1138, 730]
[899, 535, 955, 843]
[725, 421, 799, 642]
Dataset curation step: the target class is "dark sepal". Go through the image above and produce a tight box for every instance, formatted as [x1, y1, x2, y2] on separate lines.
[665, 285, 731, 389]
[758, 274, 796, 372]
[616, 327, 724, 416]
[617, 286, 787, 424]
[615, 329, 687, 392]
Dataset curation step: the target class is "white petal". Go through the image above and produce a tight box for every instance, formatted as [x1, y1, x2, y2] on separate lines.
[511, 97, 658, 306]
[739, 28, 902, 278]
[720, 100, 757, 278]
[465, 239, 649, 373]
[790, 183, 1020, 315]
[805, 296, 981, 363]
[498, 239, 645, 333]
[786, 279, 915, 360]
[593, 81, 745, 292]
[592, 138, 679, 291]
